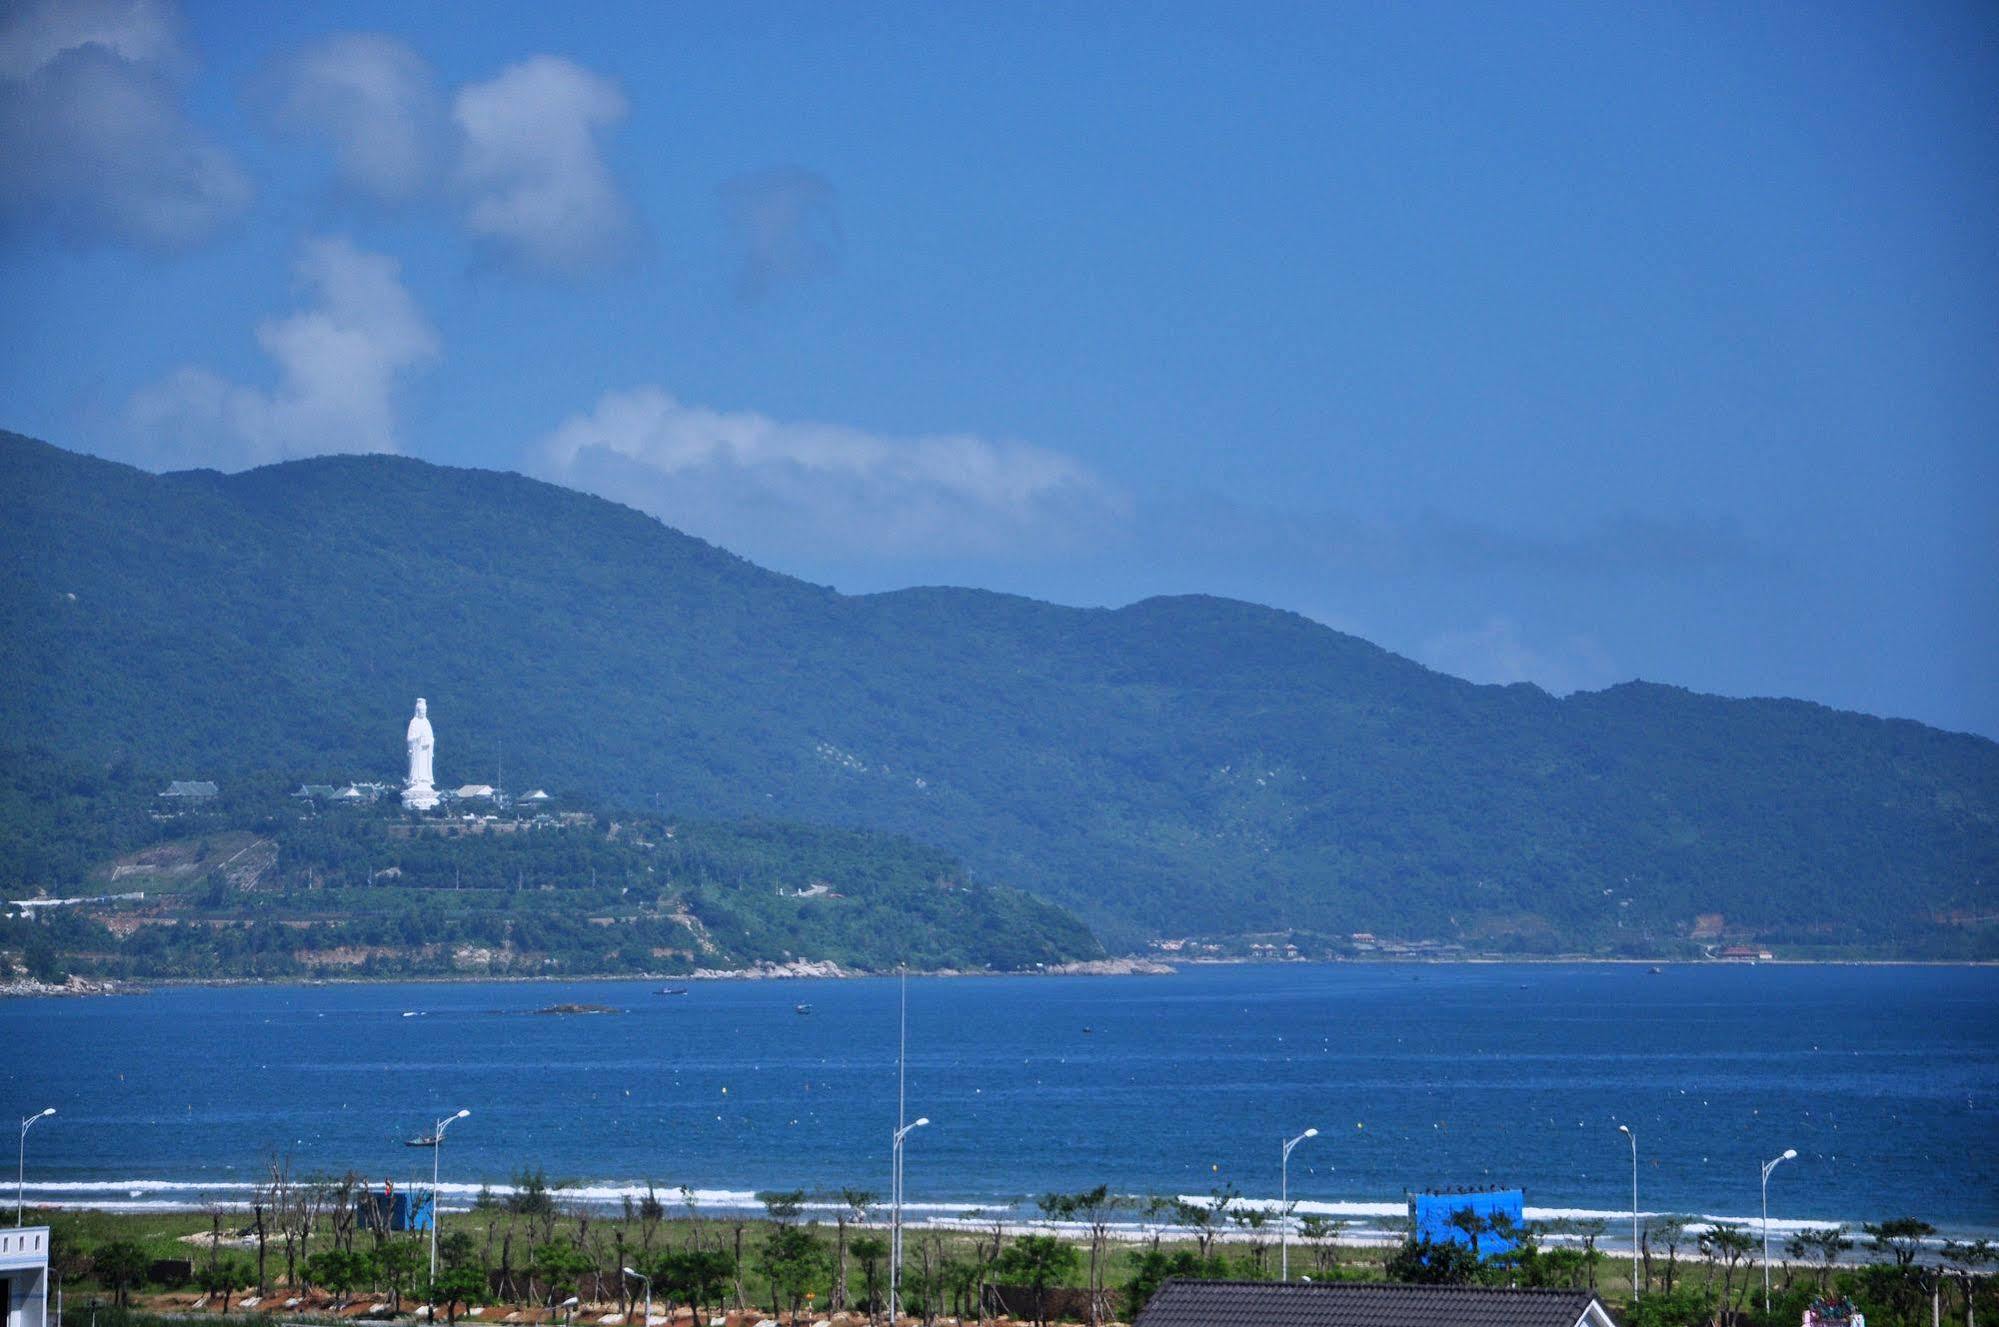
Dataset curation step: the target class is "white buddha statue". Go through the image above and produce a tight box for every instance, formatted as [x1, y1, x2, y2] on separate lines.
[402, 697, 438, 810]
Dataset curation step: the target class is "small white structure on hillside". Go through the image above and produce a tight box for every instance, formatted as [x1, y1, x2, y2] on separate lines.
[403, 697, 438, 811]
[1, 1226, 49, 1327]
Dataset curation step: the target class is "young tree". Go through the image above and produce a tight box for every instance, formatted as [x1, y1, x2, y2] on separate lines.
[993, 1235, 1080, 1327]
[1298, 1214, 1345, 1277]
[1385, 1237, 1479, 1286]
[1863, 1217, 1937, 1272]
[1785, 1226, 1852, 1295]
[757, 1190, 810, 1313]
[1645, 1217, 1691, 1296]
[330, 1172, 362, 1254]
[93, 1240, 150, 1309]
[759, 1223, 826, 1322]
[198, 1253, 250, 1313]
[373, 1239, 425, 1314]
[1575, 1218, 1606, 1293]
[1697, 1223, 1755, 1317]
[1232, 1207, 1273, 1278]
[508, 1167, 557, 1237]
[1137, 1196, 1175, 1256]
[728, 1219, 749, 1309]
[971, 1215, 1009, 1326]
[1861, 1216, 1938, 1322]
[428, 1230, 486, 1325]
[832, 1188, 878, 1312]
[529, 1237, 593, 1311]
[638, 1184, 666, 1262]
[1039, 1187, 1125, 1324]
[1940, 1239, 1996, 1327]
[1173, 1185, 1237, 1261]
[759, 1189, 807, 1224]
[431, 1264, 488, 1326]
[679, 1186, 702, 1251]
[656, 1249, 735, 1323]
[849, 1235, 889, 1323]
[304, 1248, 367, 1307]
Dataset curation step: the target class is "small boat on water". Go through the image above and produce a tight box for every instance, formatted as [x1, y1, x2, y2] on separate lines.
[656, 987, 689, 996]
[794, 1003, 813, 1015]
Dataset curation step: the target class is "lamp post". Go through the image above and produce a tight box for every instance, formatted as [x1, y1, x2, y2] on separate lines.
[888, 1117, 929, 1324]
[1617, 1126, 1639, 1300]
[1760, 1148, 1797, 1315]
[428, 1109, 471, 1285]
[1279, 1128, 1318, 1280]
[18, 1108, 54, 1225]
[622, 1266, 652, 1327]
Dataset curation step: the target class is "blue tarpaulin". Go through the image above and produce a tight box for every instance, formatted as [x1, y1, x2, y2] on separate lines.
[359, 1189, 434, 1232]
[1409, 1189, 1524, 1257]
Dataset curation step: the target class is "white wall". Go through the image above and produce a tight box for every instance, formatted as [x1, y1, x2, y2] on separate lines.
[0, 1227, 50, 1327]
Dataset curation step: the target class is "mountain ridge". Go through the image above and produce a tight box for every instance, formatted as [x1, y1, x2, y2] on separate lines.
[4, 430, 1994, 956]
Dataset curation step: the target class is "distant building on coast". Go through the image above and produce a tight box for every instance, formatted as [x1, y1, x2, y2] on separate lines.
[158, 780, 217, 801]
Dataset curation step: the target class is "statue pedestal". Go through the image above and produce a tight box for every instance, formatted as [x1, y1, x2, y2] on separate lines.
[403, 782, 438, 811]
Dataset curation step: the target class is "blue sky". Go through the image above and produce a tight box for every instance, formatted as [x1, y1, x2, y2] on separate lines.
[3, 1, 1994, 737]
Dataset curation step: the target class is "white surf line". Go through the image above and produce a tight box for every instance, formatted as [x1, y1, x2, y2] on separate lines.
[22, 1180, 1996, 1244]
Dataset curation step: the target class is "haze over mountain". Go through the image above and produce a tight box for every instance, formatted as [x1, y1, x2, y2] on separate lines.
[3, 431, 1994, 955]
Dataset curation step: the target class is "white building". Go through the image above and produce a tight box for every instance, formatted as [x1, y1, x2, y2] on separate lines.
[1, 1226, 48, 1327]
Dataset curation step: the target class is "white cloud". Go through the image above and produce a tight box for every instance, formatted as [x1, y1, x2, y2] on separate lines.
[256, 40, 638, 273]
[0, 0, 248, 250]
[453, 56, 635, 271]
[0, 0, 180, 79]
[260, 32, 443, 204]
[538, 387, 1129, 561]
[127, 237, 438, 470]
[1420, 616, 1618, 696]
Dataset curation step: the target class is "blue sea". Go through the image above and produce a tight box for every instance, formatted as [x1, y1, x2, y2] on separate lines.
[4, 964, 1995, 1238]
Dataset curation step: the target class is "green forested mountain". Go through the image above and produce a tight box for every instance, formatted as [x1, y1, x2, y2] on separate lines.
[3, 431, 1995, 956]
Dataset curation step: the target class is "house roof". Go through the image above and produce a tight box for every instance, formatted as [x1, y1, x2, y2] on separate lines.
[160, 780, 218, 797]
[1135, 1280, 1617, 1327]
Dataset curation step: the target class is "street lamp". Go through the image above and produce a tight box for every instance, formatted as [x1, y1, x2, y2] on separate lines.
[622, 1266, 652, 1326]
[18, 1108, 54, 1225]
[1280, 1128, 1318, 1280]
[1760, 1148, 1797, 1314]
[428, 1109, 471, 1285]
[1617, 1126, 1638, 1300]
[889, 1117, 929, 1324]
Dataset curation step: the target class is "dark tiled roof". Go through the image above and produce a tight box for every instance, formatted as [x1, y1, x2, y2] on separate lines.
[1135, 1280, 1616, 1327]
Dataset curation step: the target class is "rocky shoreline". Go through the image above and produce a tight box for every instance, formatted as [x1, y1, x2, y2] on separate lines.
[0, 973, 141, 998]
